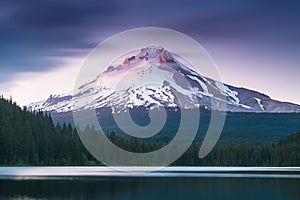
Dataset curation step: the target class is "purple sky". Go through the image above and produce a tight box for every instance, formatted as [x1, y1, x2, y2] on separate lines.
[0, 0, 299, 105]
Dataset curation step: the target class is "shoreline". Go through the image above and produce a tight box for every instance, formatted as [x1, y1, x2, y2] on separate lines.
[1, 166, 300, 179]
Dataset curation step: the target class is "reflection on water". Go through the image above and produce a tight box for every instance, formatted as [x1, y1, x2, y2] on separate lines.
[0, 167, 300, 200]
[1, 177, 300, 200]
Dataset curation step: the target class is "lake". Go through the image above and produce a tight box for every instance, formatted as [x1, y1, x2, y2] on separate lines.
[0, 167, 300, 199]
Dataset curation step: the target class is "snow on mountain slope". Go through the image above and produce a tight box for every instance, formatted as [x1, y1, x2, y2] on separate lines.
[28, 47, 300, 113]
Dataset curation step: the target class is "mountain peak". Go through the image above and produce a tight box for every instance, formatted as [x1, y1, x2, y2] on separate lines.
[138, 46, 174, 63]
[138, 46, 164, 57]
[105, 46, 176, 74]
[121, 46, 175, 66]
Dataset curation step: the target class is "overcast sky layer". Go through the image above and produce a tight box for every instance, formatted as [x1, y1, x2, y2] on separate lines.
[0, 0, 299, 105]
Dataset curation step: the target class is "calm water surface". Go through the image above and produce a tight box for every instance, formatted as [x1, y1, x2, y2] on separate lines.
[0, 167, 300, 200]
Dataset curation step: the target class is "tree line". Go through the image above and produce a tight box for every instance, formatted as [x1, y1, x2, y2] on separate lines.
[104, 130, 300, 166]
[0, 96, 300, 166]
[0, 97, 93, 165]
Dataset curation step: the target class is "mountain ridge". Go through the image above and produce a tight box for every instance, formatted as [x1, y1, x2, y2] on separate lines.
[28, 47, 300, 113]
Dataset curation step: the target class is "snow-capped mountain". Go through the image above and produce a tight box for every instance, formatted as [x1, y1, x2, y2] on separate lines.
[28, 47, 300, 113]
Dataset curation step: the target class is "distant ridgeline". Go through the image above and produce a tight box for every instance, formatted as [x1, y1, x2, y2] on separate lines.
[50, 106, 300, 146]
[0, 96, 300, 166]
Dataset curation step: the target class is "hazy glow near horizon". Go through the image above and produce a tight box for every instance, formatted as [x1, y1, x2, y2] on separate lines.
[1, 58, 82, 106]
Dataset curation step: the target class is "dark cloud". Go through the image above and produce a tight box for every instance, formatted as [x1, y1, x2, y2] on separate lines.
[166, 1, 300, 42]
[0, 0, 124, 81]
[0, 0, 300, 82]
[11, 1, 116, 29]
